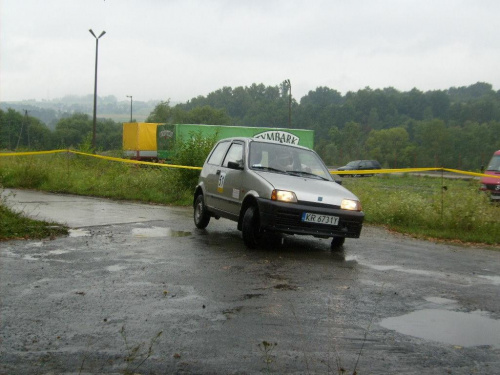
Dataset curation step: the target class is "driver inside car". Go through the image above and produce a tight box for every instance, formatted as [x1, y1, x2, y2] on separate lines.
[270, 149, 294, 171]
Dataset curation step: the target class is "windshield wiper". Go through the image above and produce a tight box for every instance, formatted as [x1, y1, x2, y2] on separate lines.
[252, 165, 286, 173]
[286, 170, 330, 181]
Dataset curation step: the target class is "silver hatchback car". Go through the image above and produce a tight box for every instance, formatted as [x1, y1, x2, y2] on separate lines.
[193, 137, 364, 249]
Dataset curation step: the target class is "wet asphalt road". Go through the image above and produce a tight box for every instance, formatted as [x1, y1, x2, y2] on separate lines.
[1, 189, 499, 374]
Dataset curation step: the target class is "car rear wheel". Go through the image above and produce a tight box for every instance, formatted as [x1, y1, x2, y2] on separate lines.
[242, 205, 262, 248]
[330, 236, 345, 251]
[194, 194, 211, 229]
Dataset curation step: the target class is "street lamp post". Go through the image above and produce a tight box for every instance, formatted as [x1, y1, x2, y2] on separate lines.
[89, 29, 106, 152]
[126, 95, 133, 122]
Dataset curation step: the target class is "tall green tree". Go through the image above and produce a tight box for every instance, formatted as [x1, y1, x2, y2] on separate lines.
[414, 119, 451, 167]
[53, 113, 121, 150]
[0, 108, 53, 150]
[173, 105, 231, 125]
[53, 113, 92, 148]
[366, 127, 412, 167]
[146, 100, 173, 123]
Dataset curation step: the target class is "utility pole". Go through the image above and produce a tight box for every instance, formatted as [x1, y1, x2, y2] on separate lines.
[25, 110, 30, 148]
[126, 95, 133, 122]
[284, 79, 291, 128]
[16, 110, 28, 149]
[89, 29, 106, 152]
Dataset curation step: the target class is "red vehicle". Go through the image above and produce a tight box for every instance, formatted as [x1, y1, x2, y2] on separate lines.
[480, 150, 500, 201]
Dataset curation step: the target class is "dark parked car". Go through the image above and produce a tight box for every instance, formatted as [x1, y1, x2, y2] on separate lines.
[337, 160, 382, 177]
[194, 137, 364, 249]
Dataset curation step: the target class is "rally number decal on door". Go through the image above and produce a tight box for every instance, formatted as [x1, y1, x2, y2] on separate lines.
[217, 172, 226, 193]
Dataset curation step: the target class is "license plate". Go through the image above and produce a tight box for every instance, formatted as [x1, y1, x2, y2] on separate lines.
[301, 212, 339, 225]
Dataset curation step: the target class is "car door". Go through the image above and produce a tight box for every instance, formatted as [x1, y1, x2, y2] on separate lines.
[203, 141, 231, 208]
[359, 160, 369, 170]
[217, 141, 245, 216]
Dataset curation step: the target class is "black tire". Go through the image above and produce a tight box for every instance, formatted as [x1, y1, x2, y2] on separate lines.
[194, 194, 210, 229]
[242, 206, 262, 248]
[330, 236, 345, 251]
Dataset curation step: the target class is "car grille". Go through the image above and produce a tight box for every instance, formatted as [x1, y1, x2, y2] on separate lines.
[297, 200, 340, 209]
[484, 184, 500, 192]
[273, 209, 362, 237]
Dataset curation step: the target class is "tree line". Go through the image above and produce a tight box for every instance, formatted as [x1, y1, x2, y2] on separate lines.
[165, 81, 500, 169]
[1, 82, 499, 170]
[0, 95, 158, 129]
[0, 110, 123, 151]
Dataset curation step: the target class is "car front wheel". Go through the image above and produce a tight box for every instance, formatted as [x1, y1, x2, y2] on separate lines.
[242, 205, 262, 248]
[194, 194, 211, 229]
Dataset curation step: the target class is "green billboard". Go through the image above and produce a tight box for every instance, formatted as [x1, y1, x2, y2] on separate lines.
[157, 124, 314, 160]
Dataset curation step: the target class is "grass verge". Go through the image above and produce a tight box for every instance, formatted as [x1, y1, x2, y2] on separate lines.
[0, 204, 68, 240]
[1, 153, 499, 246]
[342, 174, 499, 246]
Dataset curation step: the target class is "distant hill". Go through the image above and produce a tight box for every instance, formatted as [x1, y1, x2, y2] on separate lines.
[0, 95, 159, 129]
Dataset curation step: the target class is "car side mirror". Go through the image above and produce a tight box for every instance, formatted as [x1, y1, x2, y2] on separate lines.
[227, 161, 243, 170]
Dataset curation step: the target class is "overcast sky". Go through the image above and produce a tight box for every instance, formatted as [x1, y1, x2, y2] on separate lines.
[1, 0, 499, 103]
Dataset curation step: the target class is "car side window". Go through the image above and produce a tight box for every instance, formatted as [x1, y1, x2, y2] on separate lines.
[222, 143, 244, 168]
[207, 141, 230, 166]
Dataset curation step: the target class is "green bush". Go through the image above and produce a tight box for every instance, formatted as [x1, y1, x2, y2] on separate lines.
[0, 157, 49, 189]
[169, 131, 217, 192]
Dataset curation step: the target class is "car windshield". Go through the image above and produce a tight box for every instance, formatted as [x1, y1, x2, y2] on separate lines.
[486, 155, 500, 172]
[346, 161, 359, 167]
[249, 141, 332, 181]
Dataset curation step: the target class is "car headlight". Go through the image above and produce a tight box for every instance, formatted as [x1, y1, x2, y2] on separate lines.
[271, 189, 297, 203]
[341, 199, 362, 211]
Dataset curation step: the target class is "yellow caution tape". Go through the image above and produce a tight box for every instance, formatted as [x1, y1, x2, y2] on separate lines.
[330, 167, 492, 178]
[441, 168, 488, 178]
[0, 150, 492, 176]
[68, 150, 202, 170]
[0, 150, 68, 157]
[332, 167, 441, 175]
[0, 149, 202, 170]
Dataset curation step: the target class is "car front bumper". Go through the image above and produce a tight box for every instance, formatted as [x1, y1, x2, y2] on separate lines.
[480, 186, 500, 200]
[257, 198, 364, 238]
[490, 192, 500, 201]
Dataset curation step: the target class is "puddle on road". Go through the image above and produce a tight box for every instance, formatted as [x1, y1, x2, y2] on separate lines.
[424, 296, 457, 305]
[367, 264, 439, 277]
[69, 229, 91, 237]
[107, 265, 127, 272]
[380, 309, 500, 348]
[22, 255, 40, 261]
[351, 257, 500, 287]
[132, 227, 191, 238]
[48, 249, 69, 255]
[477, 275, 500, 285]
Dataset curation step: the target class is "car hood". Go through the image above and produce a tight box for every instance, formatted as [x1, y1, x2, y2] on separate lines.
[255, 171, 360, 206]
[481, 170, 500, 185]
